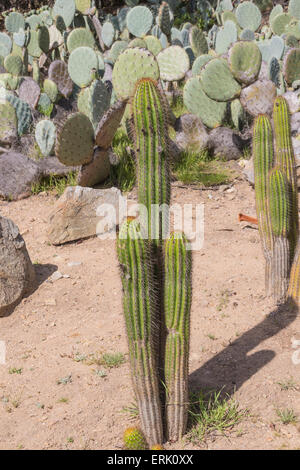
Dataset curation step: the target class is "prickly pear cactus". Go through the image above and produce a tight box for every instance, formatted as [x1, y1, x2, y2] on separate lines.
[183, 76, 227, 128]
[228, 41, 262, 85]
[35, 119, 56, 157]
[157, 46, 190, 82]
[112, 48, 159, 100]
[49, 60, 73, 98]
[55, 112, 94, 166]
[200, 58, 241, 102]
[126, 6, 153, 38]
[68, 46, 98, 88]
[77, 79, 110, 130]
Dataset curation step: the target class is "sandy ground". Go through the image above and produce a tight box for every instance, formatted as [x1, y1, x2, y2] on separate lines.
[0, 178, 300, 450]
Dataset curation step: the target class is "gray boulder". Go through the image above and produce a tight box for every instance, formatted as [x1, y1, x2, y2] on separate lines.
[0, 216, 35, 316]
[175, 113, 209, 153]
[47, 186, 126, 245]
[208, 127, 249, 160]
[0, 151, 41, 200]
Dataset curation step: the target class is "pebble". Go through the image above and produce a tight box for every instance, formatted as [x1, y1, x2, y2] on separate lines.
[44, 298, 56, 306]
[50, 271, 63, 281]
[68, 262, 82, 267]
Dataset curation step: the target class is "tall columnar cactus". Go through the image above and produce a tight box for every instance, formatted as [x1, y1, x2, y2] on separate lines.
[253, 114, 274, 295]
[273, 96, 298, 259]
[268, 168, 291, 303]
[117, 218, 163, 447]
[164, 232, 192, 442]
[132, 78, 171, 247]
[253, 97, 297, 304]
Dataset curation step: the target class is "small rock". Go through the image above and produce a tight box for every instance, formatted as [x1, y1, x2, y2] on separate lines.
[44, 298, 56, 306]
[67, 262, 82, 267]
[50, 271, 63, 281]
[208, 127, 246, 160]
[243, 157, 254, 186]
[291, 112, 300, 135]
[282, 91, 300, 114]
[175, 113, 209, 153]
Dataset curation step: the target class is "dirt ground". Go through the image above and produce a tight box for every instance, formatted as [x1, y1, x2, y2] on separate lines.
[0, 178, 300, 450]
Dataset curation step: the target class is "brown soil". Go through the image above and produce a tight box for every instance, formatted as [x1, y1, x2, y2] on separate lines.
[0, 179, 300, 450]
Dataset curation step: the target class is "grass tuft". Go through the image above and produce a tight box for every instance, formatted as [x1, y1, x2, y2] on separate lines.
[173, 150, 234, 187]
[187, 389, 248, 443]
[276, 408, 298, 425]
[31, 172, 78, 196]
[110, 129, 136, 193]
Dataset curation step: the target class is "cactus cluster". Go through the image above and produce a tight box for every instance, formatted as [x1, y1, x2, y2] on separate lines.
[117, 79, 192, 447]
[253, 96, 298, 304]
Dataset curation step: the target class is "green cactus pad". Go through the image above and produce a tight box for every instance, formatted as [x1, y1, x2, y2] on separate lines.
[126, 6, 153, 38]
[128, 38, 147, 48]
[285, 19, 300, 40]
[191, 54, 212, 76]
[37, 25, 50, 54]
[77, 79, 110, 130]
[283, 48, 300, 85]
[158, 1, 171, 38]
[0, 101, 17, 144]
[28, 30, 42, 57]
[53, 0, 76, 28]
[5, 93, 32, 135]
[269, 4, 283, 23]
[157, 45, 190, 81]
[55, 112, 94, 166]
[101, 21, 115, 48]
[75, 0, 91, 13]
[5, 12, 25, 33]
[25, 14, 41, 31]
[112, 48, 159, 100]
[228, 41, 262, 85]
[66, 27, 95, 53]
[270, 13, 292, 36]
[189, 26, 208, 57]
[68, 46, 98, 88]
[44, 78, 58, 103]
[19, 77, 41, 108]
[35, 119, 56, 156]
[0, 33, 12, 58]
[108, 40, 128, 64]
[289, 0, 300, 20]
[215, 20, 237, 55]
[13, 29, 26, 48]
[4, 54, 23, 76]
[200, 58, 241, 102]
[231, 98, 246, 131]
[240, 29, 255, 41]
[144, 35, 162, 56]
[49, 60, 73, 98]
[183, 76, 227, 128]
[236, 1, 261, 32]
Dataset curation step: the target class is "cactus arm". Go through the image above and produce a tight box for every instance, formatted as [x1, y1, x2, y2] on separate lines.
[268, 168, 291, 303]
[164, 232, 192, 442]
[253, 114, 274, 294]
[117, 219, 163, 446]
[273, 96, 299, 259]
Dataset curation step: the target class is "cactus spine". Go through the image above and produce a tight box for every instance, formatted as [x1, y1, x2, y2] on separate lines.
[253, 114, 274, 295]
[117, 219, 163, 446]
[164, 232, 192, 442]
